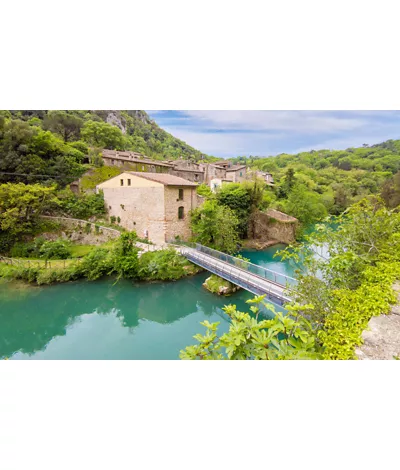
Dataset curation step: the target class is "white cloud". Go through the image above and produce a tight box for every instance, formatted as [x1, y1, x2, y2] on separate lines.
[180, 110, 368, 133]
[164, 127, 284, 157]
[150, 111, 400, 157]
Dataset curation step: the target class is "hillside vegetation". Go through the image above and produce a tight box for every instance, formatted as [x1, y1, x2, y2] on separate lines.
[230, 140, 400, 221]
[0, 110, 211, 186]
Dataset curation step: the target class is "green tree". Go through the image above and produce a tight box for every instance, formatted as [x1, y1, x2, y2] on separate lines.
[180, 296, 321, 360]
[278, 196, 400, 329]
[217, 184, 251, 237]
[43, 111, 83, 142]
[279, 167, 296, 197]
[81, 120, 126, 149]
[0, 183, 56, 236]
[190, 199, 240, 254]
[381, 171, 400, 208]
[284, 184, 327, 225]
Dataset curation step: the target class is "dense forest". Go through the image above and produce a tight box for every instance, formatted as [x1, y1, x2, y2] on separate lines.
[229, 140, 400, 220]
[0, 110, 211, 186]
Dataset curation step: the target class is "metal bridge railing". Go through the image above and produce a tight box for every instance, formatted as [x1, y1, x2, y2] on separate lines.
[182, 250, 292, 303]
[173, 242, 296, 288]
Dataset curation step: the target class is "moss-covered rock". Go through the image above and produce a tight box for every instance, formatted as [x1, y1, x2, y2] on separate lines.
[202, 274, 240, 296]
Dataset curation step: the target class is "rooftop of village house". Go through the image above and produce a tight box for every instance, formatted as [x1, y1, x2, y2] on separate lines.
[101, 149, 174, 167]
[125, 172, 198, 187]
[226, 165, 247, 171]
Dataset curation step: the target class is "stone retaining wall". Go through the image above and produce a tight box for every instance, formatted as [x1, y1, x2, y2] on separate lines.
[41, 216, 121, 245]
[250, 209, 298, 245]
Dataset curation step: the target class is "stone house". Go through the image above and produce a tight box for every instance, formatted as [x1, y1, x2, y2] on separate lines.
[96, 172, 198, 244]
[214, 160, 231, 169]
[200, 163, 227, 184]
[169, 160, 204, 184]
[225, 165, 247, 183]
[101, 149, 173, 173]
[98, 149, 276, 189]
[258, 171, 274, 185]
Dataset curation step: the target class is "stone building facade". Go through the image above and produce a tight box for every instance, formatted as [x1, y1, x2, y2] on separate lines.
[101, 149, 172, 174]
[96, 172, 198, 244]
[225, 165, 247, 183]
[200, 163, 227, 184]
[99, 150, 275, 188]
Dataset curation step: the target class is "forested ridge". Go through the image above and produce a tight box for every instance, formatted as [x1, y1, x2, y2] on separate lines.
[0, 110, 210, 186]
[230, 139, 400, 219]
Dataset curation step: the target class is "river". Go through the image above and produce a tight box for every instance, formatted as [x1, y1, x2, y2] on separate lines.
[0, 244, 296, 360]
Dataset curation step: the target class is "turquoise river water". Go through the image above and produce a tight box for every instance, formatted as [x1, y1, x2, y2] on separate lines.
[0, 244, 296, 360]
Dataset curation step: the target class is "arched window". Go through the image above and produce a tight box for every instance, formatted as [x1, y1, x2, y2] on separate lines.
[178, 206, 184, 220]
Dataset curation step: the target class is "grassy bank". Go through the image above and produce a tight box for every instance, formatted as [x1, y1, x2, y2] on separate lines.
[0, 243, 201, 286]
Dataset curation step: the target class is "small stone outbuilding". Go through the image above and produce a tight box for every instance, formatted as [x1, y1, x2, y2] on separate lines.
[96, 172, 198, 244]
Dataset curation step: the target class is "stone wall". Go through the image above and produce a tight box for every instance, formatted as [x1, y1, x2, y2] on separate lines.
[250, 209, 298, 245]
[102, 157, 171, 174]
[170, 169, 204, 184]
[101, 185, 166, 244]
[200, 164, 226, 184]
[164, 187, 197, 242]
[40, 216, 121, 245]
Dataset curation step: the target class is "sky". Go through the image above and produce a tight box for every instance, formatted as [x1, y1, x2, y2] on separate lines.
[146, 111, 400, 158]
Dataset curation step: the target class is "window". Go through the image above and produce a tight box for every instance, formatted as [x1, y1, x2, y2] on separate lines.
[194, 174, 199, 181]
[178, 206, 184, 220]
[120, 179, 124, 186]
[240, 172, 243, 177]
[178, 189, 184, 200]
[127, 179, 131, 186]
[112, 159, 115, 164]
[142, 165, 145, 171]
[109, 206, 112, 210]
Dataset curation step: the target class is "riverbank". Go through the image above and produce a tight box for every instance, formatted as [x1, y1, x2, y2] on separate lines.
[0, 241, 293, 360]
[0, 242, 202, 286]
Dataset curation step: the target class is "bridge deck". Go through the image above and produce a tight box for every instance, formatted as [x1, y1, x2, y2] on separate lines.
[178, 246, 293, 305]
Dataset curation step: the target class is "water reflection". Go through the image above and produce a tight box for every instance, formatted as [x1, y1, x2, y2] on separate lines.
[0, 246, 293, 359]
[0, 274, 249, 359]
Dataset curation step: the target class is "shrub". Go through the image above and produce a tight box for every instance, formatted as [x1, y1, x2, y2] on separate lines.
[53, 189, 106, 219]
[319, 261, 400, 359]
[138, 249, 190, 281]
[197, 184, 213, 198]
[39, 239, 72, 260]
[0, 232, 17, 254]
[10, 237, 45, 258]
[78, 247, 112, 280]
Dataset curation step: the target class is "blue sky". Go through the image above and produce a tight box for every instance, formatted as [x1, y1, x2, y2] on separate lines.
[146, 111, 400, 158]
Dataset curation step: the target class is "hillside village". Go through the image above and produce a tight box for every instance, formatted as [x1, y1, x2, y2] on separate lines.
[71, 150, 276, 244]
[1, 110, 400, 363]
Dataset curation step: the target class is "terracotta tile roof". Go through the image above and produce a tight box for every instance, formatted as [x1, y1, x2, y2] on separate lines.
[127, 172, 198, 186]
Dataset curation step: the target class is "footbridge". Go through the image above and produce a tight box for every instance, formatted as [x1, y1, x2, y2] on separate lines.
[174, 243, 296, 306]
